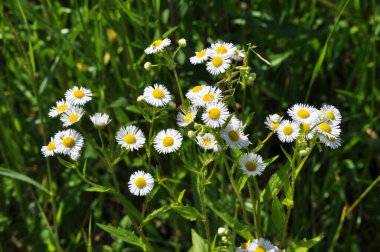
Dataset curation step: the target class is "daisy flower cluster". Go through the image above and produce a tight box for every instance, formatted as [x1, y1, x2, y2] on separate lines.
[235, 238, 279, 252]
[265, 104, 342, 148]
[189, 41, 246, 75]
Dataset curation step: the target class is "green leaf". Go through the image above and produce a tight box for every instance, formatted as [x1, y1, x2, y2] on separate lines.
[209, 205, 254, 241]
[0, 168, 50, 194]
[96, 223, 143, 248]
[171, 204, 202, 221]
[264, 155, 279, 166]
[57, 157, 76, 169]
[178, 189, 186, 203]
[271, 195, 286, 231]
[109, 97, 127, 108]
[261, 165, 290, 203]
[85, 185, 114, 193]
[190, 229, 207, 252]
[237, 175, 249, 193]
[287, 236, 324, 252]
[280, 146, 292, 164]
[142, 205, 171, 226]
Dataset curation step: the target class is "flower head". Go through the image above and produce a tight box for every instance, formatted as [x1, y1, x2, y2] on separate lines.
[196, 133, 217, 150]
[192, 86, 223, 107]
[247, 238, 279, 252]
[116, 125, 146, 151]
[206, 55, 231, 75]
[240, 153, 265, 177]
[221, 123, 251, 149]
[186, 85, 211, 100]
[60, 106, 85, 127]
[55, 129, 84, 158]
[65, 86, 92, 106]
[264, 114, 283, 132]
[153, 129, 183, 154]
[48, 99, 71, 118]
[90, 113, 111, 128]
[178, 38, 187, 47]
[41, 137, 58, 157]
[202, 102, 230, 128]
[190, 50, 209, 64]
[277, 120, 300, 143]
[320, 104, 342, 124]
[177, 107, 198, 127]
[144, 38, 171, 54]
[207, 42, 236, 57]
[231, 49, 246, 61]
[287, 103, 318, 124]
[143, 84, 171, 107]
[128, 171, 154, 196]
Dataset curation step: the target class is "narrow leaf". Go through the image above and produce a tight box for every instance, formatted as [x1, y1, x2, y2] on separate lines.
[0, 168, 50, 194]
[171, 204, 202, 221]
[96, 223, 142, 248]
[271, 195, 286, 231]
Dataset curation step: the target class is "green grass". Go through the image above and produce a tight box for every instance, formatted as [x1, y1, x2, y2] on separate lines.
[1, 0, 379, 251]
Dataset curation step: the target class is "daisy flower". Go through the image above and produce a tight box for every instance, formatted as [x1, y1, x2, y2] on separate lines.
[48, 99, 70, 118]
[192, 86, 223, 107]
[320, 104, 342, 124]
[248, 238, 279, 252]
[288, 103, 318, 124]
[206, 55, 231, 75]
[277, 120, 300, 143]
[319, 134, 342, 149]
[202, 102, 230, 128]
[196, 133, 217, 150]
[240, 153, 265, 177]
[41, 137, 58, 157]
[177, 107, 198, 127]
[190, 50, 209, 64]
[153, 129, 183, 154]
[221, 124, 251, 149]
[90, 113, 111, 128]
[264, 114, 283, 132]
[235, 241, 252, 252]
[207, 42, 236, 57]
[316, 121, 341, 138]
[143, 84, 171, 107]
[300, 122, 317, 140]
[60, 107, 85, 127]
[185, 85, 211, 100]
[128, 171, 154, 196]
[116, 125, 146, 151]
[144, 38, 171, 54]
[65, 86, 92, 106]
[231, 49, 245, 61]
[55, 129, 84, 156]
[229, 115, 244, 128]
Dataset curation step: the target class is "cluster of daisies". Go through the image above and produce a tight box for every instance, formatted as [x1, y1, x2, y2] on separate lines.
[190, 41, 245, 75]
[265, 104, 342, 148]
[235, 238, 279, 252]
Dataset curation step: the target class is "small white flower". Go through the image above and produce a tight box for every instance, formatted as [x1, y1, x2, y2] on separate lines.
[178, 38, 187, 47]
[240, 153, 266, 177]
[116, 125, 146, 151]
[128, 171, 154, 196]
[316, 121, 341, 138]
[48, 99, 70, 118]
[185, 85, 211, 100]
[287, 103, 318, 124]
[247, 238, 279, 252]
[235, 241, 253, 252]
[177, 107, 198, 127]
[90, 113, 111, 128]
[264, 114, 283, 132]
[196, 133, 217, 150]
[153, 129, 183, 154]
[191, 86, 223, 107]
[221, 123, 251, 149]
[229, 115, 244, 128]
[190, 50, 209, 64]
[202, 102, 230, 128]
[65, 86, 92, 106]
[144, 38, 171, 54]
[207, 42, 236, 57]
[143, 84, 171, 107]
[319, 134, 342, 149]
[320, 104, 342, 124]
[41, 137, 58, 157]
[231, 49, 246, 61]
[277, 120, 300, 143]
[206, 55, 231, 75]
[55, 129, 84, 156]
[60, 106, 85, 127]
[300, 122, 318, 140]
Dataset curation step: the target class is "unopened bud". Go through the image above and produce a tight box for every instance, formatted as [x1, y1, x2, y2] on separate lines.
[193, 123, 202, 130]
[144, 62, 152, 70]
[187, 130, 196, 139]
[168, 101, 176, 109]
[137, 95, 145, 103]
[217, 227, 227, 236]
[221, 236, 228, 244]
[213, 144, 222, 152]
[178, 38, 187, 47]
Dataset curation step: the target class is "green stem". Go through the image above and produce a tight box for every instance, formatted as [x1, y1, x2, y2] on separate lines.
[198, 167, 211, 249]
[172, 68, 185, 105]
[147, 108, 156, 172]
[248, 182, 260, 238]
[253, 179, 262, 237]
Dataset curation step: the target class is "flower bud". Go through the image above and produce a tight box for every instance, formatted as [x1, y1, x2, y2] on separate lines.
[187, 130, 196, 139]
[144, 62, 152, 70]
[217, 227, 227, 236]
[168, 101, 176, 110]
[137, 95, 145, 103]
[221, 236, 228, 244]
[178, 38, 187, 47]
[193, 123, 202, 130]
[213, 144, 222, 152]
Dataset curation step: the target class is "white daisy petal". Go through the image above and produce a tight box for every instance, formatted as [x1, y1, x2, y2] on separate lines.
[116, 125, 146, 151]
[143, 84, 171, 107]
[128, 171, 154, 196]
[153, 129, 183, 154]
[144, 38, 171, 54]
[319, 134, 342, 149]
[231, 49, 246, 61]
[90, 113, 111, 128]
[247, 238, 279, 252]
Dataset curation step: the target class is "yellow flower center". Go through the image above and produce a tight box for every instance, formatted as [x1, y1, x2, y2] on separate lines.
[271, 122, 279, 130]
[215, 46, 228, 54]
[47, 142, 55, 151]
[228, 130, 239, 142]
[57, 104, 68, 112]
[192, 86, 202, 92]
[162, 136, 174, 147]
[196, 50, 206, 58]
[203, 138, 212, 147]
[208, 108, 221, 120]
[283, 125, 294, 136]
[124, 134, 136, 144]
[297, 109, 310, 119]
[202, 93, 215, 102]
[319, 123, 331, 133]
[69, 114, 79, 123]
[255, 246, 266, 252]
[62, 136, 75, 148]
[245, 161, 257, 171]
[302, 123, 311, 133]
[73, 90, 85, 98]
[134, 177, 146, 188]
[326, 111, 335, 120]
[184, 113, 193, 123]
[152, 89, 164, 99]
[241, 242, 251, 249]
[151, 40, 162, 47]
[211, 56, 223, 67]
